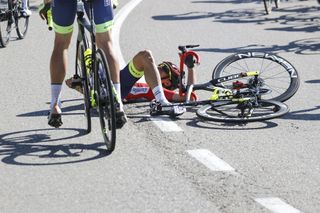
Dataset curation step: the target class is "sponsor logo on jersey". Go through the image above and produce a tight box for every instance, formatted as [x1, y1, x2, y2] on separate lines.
[130, 87, 149, 94]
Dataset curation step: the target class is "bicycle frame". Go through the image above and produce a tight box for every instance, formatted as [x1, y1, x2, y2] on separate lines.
[0, 0, 29, 47]
[173, 46, 269, 108]
[75, 0, 98, 106]
[73, 0, 117, 150]
[152, 46, 293, 121]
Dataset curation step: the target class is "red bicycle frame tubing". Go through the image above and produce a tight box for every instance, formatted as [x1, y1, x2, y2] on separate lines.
[178, 50, 200, 96]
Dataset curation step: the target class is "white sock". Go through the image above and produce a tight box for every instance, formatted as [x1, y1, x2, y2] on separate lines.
[22, 0, 27, 10]
[113, 83, 123, 111]
[50, 84, 62, 110]
[152, 85, 170, 105]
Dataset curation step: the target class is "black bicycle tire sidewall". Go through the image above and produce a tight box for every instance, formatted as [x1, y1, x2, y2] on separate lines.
[0, 2, 13, 47]
[96, 48, 116, 152]
[77, 41, 92, 133]
[196, 100, 288, 122]
[16, 14, 29, 39]
[263, 0, 272, 14]
[212, 52, 300, 102]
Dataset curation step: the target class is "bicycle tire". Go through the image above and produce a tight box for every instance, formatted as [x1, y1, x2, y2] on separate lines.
[0, 2, 12, 47]
[196, 99, 289, 123]
[212, 52, 299, 102]
[95, 48, 116, 152]
[76, 40, 92, 133]
[263, 0, 272, 14]
[15, 0, 29, 39]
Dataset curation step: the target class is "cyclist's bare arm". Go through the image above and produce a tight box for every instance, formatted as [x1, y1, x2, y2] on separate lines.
[187, 67, 196, 87]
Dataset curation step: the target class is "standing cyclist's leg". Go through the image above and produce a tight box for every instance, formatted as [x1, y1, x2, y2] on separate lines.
[48, 0, 76, 128]
[92, 0, 126, 128]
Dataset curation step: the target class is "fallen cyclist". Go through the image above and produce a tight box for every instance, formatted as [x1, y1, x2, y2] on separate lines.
[66, 49, 199, 117]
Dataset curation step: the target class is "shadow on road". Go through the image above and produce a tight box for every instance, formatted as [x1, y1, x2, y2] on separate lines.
[152, 2, 320, 55]
[0, 128, 110, 166]
[282, 105, 320, 121]
[193, 36, 320, 55]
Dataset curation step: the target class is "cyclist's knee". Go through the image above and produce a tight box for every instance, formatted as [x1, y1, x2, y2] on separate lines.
[133, 50, 155, 70]
[96, 31, 112, 46]
[53, 32, 72, 50]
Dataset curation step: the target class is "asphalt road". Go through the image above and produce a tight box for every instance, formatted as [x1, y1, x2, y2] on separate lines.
[0, 0, 320, 212]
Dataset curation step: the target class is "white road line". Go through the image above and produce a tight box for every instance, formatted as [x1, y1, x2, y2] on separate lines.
[113, 0, 182, 132]
[113, 0, 143, 68]
[187, 149, 235, 172]
[255, 197, 302, 213]
[150, 117, 183, 132]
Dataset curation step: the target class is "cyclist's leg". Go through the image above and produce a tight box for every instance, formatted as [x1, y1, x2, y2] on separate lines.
[49, 32, 72, 108]
[91, 0, 127, 127]
[131, 50, 170, 105]
[91, 0, 121, 104]
[48, 0, 76, 128]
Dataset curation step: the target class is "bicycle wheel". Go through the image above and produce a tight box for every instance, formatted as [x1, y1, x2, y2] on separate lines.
[95, 48, 116, 151]
[263, 0, 272, 14]
[196, 100, 289, 123]
[76, 40, 91, 133]
[0, 2, 12, 47]
[212, 52, 299, 102]
[15, 0, 29, 39]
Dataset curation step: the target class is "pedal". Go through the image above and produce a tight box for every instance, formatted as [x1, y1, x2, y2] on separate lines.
[149, 100, 186, 118]
[169, 105, 186, 118]
[71, 74, 82, 87]
[149, 100, 162, 116]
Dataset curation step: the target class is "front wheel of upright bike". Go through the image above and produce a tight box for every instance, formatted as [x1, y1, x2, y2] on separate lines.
[196, 100, 289, 123]
[0, 3, 12, 47]
[263, 0, 272, 14]
[76, 40, 92, 133]
[212, 52, 300, 102]
[95, 48, 116, 152]
[15, 1, 29, 39]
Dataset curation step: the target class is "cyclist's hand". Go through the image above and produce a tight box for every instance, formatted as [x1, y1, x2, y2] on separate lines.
[38, 3, 51, 24]
[184, 55, 196, 69]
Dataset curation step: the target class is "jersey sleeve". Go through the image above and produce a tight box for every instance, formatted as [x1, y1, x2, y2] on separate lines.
[163, 88, 176, 102]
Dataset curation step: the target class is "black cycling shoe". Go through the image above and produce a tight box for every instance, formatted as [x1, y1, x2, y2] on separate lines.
[115, 111, 127, 129]
[150, 100, 186, 118]
[48, 112, 63, 128]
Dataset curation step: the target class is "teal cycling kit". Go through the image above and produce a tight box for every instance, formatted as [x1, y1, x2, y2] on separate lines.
[51, 0, 114, 34]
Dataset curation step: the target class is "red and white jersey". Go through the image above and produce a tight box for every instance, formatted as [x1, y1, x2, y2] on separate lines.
[124, 82, 177, 102]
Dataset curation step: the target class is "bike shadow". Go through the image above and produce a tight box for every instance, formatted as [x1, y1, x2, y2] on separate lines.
[281, 105, 320, 121]
[183, 107, 279, 129]
[305, 79, 320, 84]
[193, 36, 320, 56]
[152, 3, 320, 33]
[0, 128, 110, 166]
[125, 103, 280, 129]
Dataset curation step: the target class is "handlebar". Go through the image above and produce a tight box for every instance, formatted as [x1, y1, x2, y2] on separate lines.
[47, 8, 53, 31]
[38, 3, 53, 31]
[178, 45, 200, 53]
